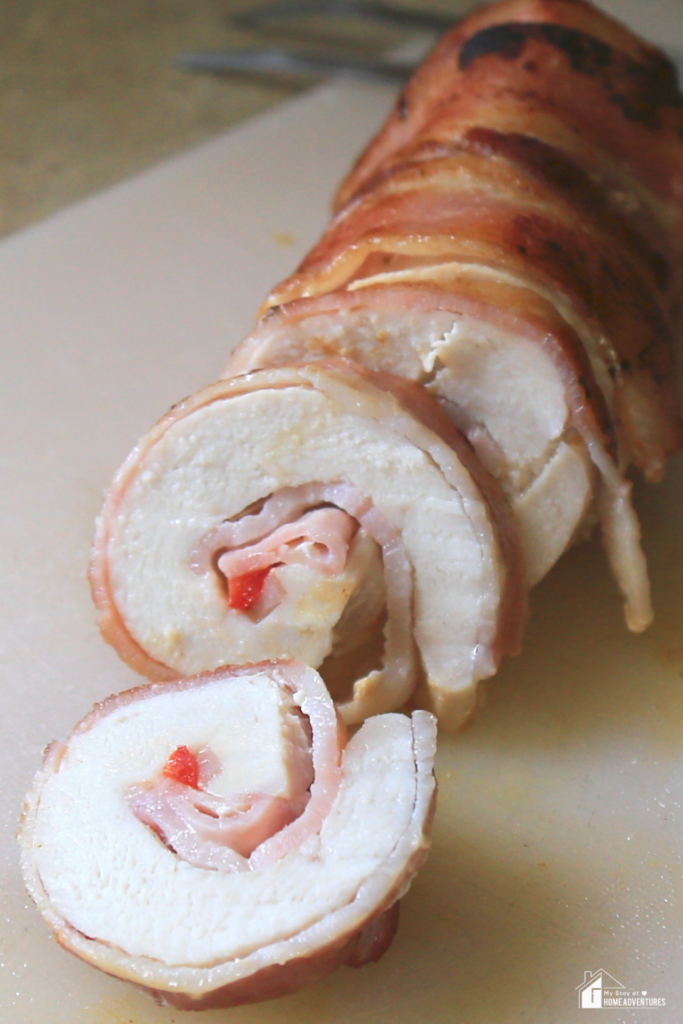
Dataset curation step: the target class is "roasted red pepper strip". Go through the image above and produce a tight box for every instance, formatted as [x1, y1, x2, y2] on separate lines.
[228, 567, 272, 611]
[162, 745, 199, 788]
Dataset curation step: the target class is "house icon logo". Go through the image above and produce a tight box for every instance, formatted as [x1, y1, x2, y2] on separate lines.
[576, 969, 625, 1008]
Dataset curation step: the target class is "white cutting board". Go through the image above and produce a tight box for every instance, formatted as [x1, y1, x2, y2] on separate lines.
[2, 4, 683, 1022]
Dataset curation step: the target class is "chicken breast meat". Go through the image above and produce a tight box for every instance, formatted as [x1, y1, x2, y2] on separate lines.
[19, 662, 437, 1009]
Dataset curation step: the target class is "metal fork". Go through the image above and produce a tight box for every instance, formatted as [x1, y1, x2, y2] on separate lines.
[178, 0, 459, 82]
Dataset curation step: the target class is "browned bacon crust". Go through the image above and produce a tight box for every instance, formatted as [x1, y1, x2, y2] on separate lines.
[241, 0, 683, 485]
[337, 0, 683, 221]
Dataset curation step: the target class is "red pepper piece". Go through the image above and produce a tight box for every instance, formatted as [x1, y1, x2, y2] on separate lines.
[228, 567, 272, 611]
[163, 745, 199, 788]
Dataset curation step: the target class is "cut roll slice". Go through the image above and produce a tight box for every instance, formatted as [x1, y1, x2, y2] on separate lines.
[90, 361, 526, 728]
[19, 663, 437, 1009]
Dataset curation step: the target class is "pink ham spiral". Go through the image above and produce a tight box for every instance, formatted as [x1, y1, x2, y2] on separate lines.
[190, 481, 416, 723]
[126, 661, 342, 871]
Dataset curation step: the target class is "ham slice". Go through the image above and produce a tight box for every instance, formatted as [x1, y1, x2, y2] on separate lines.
[228, 0, 683, 633]
[90, 361, 526, 727]
[216, 507, 357, 589]
[19, 663, 437, 1009]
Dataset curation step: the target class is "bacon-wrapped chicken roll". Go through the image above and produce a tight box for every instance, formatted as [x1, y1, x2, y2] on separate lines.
[90, 361, 525, 727]
[19, 663, 437, 1009]
[229, 0, 683, 632]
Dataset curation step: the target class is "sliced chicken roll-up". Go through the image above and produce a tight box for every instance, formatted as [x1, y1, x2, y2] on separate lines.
[19, 662, 437, 1009]
[229, 0, 683, 633]
[90, 361, 526, 728]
